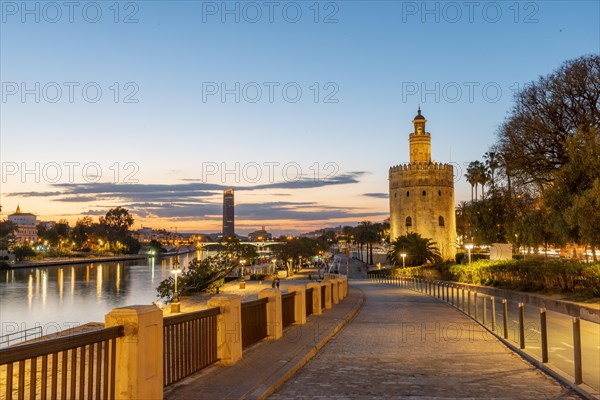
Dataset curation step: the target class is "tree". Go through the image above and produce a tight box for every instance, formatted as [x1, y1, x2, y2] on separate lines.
[388, 233, 441, 267]
[0, 221, 16, 250]
[497, 55, 600, 190]
[71, 217, 94, 249]
[484, 151, 501, 190]
[98, 207, 139, 254]
[13, 244, 36, 262]
[100, 207, 134, 233]
[156, 255, 233, 301]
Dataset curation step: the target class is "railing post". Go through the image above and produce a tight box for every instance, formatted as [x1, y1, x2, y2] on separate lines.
[259, 288, 283, 340]
[540, 308, 548, 363]
[482, 295, 487, 325]
[446, 284, 449, 302]
[331, 279, 340, 305]
[491, 296, 496, 331]
[518, 303, 525, 349]
[573, 317, 582, 385]
[105, 305, 164, 400]
[306, 282, 322, 315]
[467, 290, 471, 315]
[502, 299, 509, 339]
[323, 282, 333, 309]
[461, 288, 465, 310]
[474, 292, 478, 320]
[207, 294, 243, 365]
[287, 285, 306, 325]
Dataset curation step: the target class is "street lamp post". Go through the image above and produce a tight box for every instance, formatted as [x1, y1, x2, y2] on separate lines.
[170, 256, 182, 313]
[465, 244, 474, 264]
[401, 252, 407, 268]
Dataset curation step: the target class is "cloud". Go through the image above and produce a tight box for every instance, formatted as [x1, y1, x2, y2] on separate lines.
[363, 193, 389, 199]
[5, 171, 368, 204]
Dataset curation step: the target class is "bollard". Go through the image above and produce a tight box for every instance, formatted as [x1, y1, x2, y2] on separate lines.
[502, 299, 509, 339]
[518, 303, 525, 349]
[573, 317, 582, 384]
[474, 292, 478, 320]
[491, 297, 496, 331]
[482, 295, 487, 325]
[540, 308, 548, 363]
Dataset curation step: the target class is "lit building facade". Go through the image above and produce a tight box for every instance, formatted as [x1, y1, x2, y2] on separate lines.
[8, 206, 38, 243]
[389, 109, 457, 260]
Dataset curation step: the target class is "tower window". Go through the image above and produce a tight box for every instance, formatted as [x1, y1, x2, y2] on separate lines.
[394, 193, 397, 198]
[438, 190, 442, 196]
[439, 216, 445, 227]
[405, 216, 412, 227]
[422, 190, 426, 196]
[406, 191, 410, 197]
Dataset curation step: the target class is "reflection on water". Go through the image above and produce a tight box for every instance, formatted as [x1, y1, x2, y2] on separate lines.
[0, 253, 199, 336]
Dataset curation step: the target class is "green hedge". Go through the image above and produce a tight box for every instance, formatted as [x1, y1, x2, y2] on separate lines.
[371, 260, 600, 297]
[455, 252, 489, 264]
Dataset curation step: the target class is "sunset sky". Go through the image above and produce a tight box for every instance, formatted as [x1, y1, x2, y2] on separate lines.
[1, 1, 598, 235]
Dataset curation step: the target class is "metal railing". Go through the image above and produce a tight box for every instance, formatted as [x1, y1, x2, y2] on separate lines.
[306, 288, 314, 316]
[0, 326, 124, 400]
[282, 292, 296, 328]
[368, 274, 598, 391]
[241, 298, 268, 348]
[0, 326, 43, 349]
[163, 307, 220, 387]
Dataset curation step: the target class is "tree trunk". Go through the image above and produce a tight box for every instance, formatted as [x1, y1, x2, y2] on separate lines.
[475, 185, 478, 201]
[471, 185, 474, 202]
[369, 243, 374, 265]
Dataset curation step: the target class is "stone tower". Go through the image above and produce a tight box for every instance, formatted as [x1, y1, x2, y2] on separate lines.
[389, 108, 457, 260]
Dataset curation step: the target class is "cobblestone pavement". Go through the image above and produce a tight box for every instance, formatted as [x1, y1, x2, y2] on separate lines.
[270, 279, 581, 399]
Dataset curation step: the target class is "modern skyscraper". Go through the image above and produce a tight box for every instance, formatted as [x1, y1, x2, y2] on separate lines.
[222, 189, 235, 238]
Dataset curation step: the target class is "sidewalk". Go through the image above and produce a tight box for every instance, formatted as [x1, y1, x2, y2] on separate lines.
[164, 284, 365, 400]
[270, 280, 583, 399]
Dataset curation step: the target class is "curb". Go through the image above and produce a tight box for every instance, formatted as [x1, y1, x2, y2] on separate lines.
[250, 286, 366, 400]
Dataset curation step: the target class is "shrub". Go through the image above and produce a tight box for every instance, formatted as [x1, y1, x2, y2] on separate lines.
[250, 273, 269, 281]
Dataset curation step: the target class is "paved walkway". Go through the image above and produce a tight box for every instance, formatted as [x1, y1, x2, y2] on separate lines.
[269, 280, 582, 399]
[164, 283, 365, 400]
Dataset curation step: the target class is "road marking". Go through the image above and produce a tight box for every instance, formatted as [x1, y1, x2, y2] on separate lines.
[549, 347, 565, 352]
[555, 354, 574, 364]
[530, 328, 540, 334]
[561, 341, 574, 349]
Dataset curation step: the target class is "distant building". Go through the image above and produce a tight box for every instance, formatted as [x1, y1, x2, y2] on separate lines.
[222, 189, 235, 238]
[389, 109, 457, 259]
[8, 205, 38, 243]
[248, 226, 272, 242]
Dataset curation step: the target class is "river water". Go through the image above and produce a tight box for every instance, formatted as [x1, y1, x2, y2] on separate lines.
[0, 253, 199, 339]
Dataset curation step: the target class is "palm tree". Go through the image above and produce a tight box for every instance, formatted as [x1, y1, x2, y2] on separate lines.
[465, 166, 475, 202]
[388, 233, 441, 267]
[484, 151, 500, 190]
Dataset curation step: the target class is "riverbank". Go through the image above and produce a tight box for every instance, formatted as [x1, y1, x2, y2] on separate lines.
[5, 254, 149, 269]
